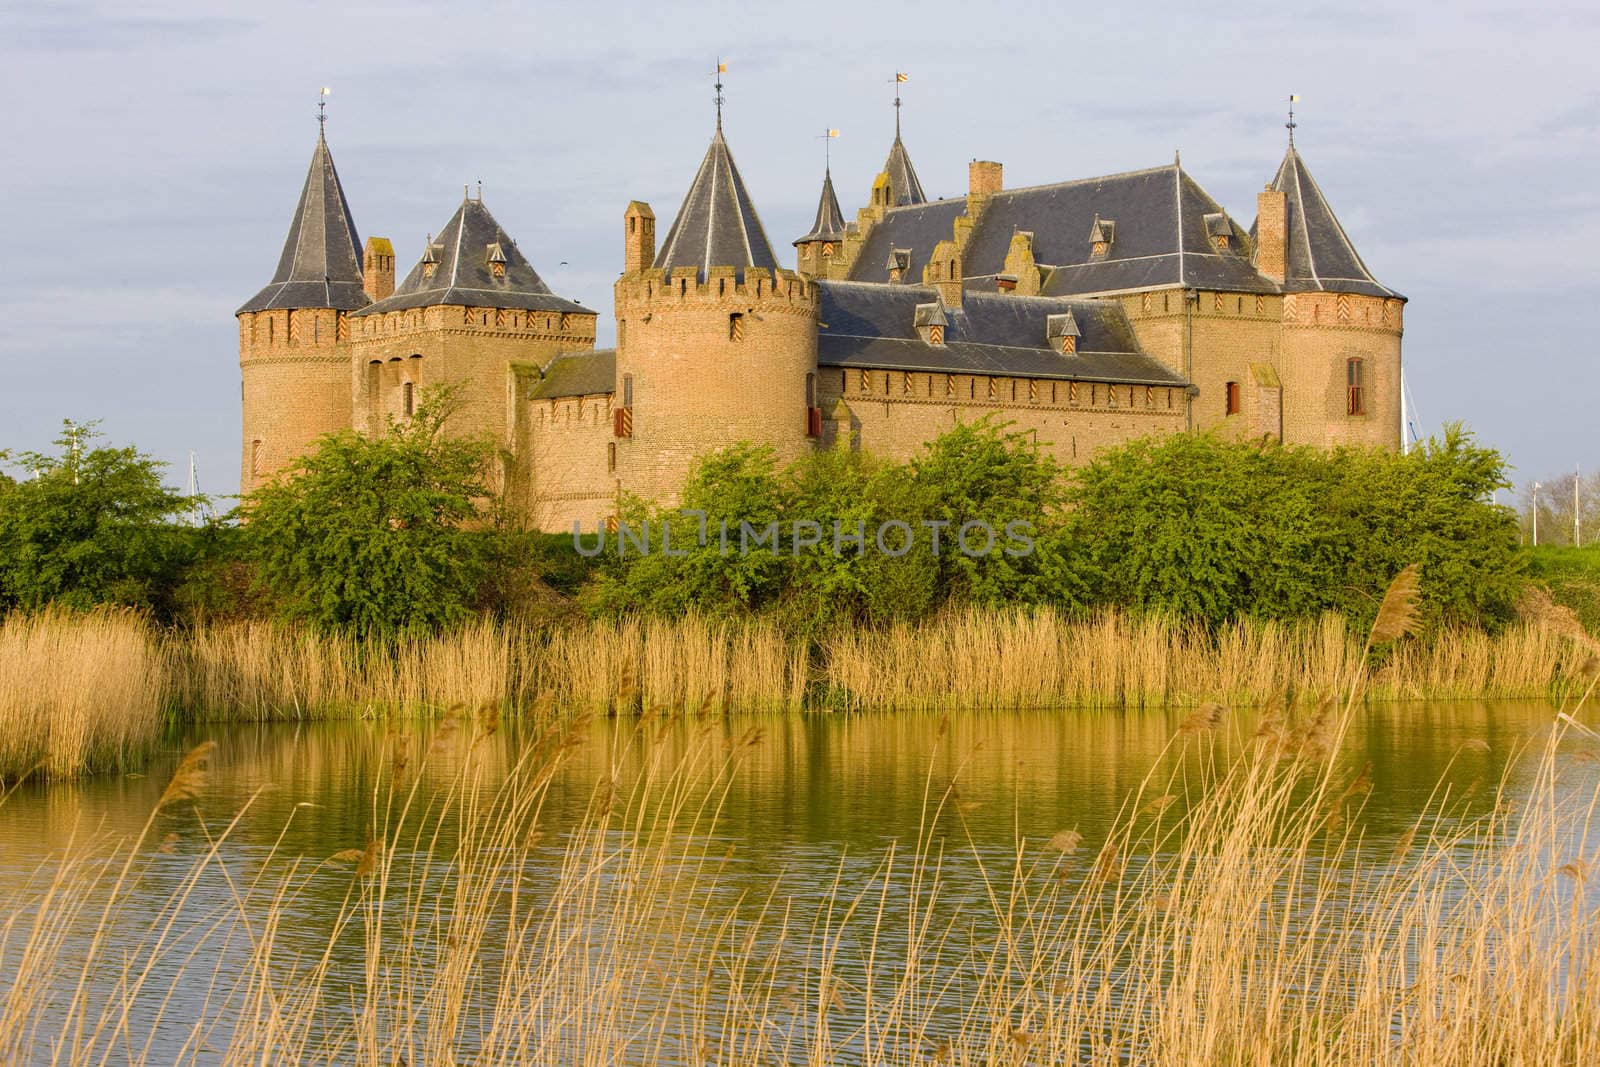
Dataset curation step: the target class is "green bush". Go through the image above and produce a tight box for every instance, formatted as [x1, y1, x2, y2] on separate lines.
[0, 421, 191, 612]
[1062, 424, 1521, 630]
[587, 419, 1070, 631]
[241, 391, 497, 637]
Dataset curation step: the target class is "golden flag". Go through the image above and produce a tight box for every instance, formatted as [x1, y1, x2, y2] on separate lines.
[827, 128, 839, 138]
[717, 62, 728, 73]
[895, 72, 909, 83]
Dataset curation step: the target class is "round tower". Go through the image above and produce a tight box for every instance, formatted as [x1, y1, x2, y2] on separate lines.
[613, 126, 818, 507]
[236, 125, 369, 494]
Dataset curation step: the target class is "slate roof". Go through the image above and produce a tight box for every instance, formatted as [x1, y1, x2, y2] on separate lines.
[530, 349, 616, 399]
[816, 281, 1185, 385]
[880, 135, 928, 206]
[849, 198, 967, 286]
[1253, 147, 1400, 298]
[238, 131, 369, 314]
[847, 163, 1276, 297]
[654, 128, 780, 280]
[356, 196, 595, 316]
[795, 168, 847, 245]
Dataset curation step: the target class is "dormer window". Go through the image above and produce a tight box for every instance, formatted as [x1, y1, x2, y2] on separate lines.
[1204, 213, 1234, 253]
[421, 243, 439, 280]
[996, 274, 1018, 292]
[487, 242, 508, 278]
[886, 248, 912, 284]
[1046, 311, 1080, 355]
[821, 242, 834, 258]
[1088, 215, 1116, 259]
[914, 301, 946, 346]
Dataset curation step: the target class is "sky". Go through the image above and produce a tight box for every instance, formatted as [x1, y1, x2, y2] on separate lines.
[0, 0, 1595, 500]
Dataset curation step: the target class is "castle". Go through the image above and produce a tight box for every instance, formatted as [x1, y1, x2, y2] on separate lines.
[237, 89, 1403, 531]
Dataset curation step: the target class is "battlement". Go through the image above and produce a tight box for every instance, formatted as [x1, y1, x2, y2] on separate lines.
[616, 265, 816, 313]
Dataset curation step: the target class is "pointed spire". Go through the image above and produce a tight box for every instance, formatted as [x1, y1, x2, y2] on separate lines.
[654, 126, 780, 280]
[795, 167, 847, 246]
[1259, 145, 1399, 298]
[879, 72, 927, 207]
[238, 126, 367, 313]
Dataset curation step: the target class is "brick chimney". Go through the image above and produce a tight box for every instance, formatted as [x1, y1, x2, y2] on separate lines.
[1255, 187, 1287, 284]
[968, 160, 1002, 219]
[624, 201, 656, 275]
[363, 237, 395, 302]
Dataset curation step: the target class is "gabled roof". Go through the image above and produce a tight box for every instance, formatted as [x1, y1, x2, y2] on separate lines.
[848, 163, 1274, 296]
[530, 349, 616, 399]
[815, 281, 1185, 386]
[1254, 147, 1401, 298]
[654, 128, 780, 280]
[795, 168, 847, 245]
[356, 195, 594, 316]
[881, 136, 927, 206]
[238, 131, 369, 314]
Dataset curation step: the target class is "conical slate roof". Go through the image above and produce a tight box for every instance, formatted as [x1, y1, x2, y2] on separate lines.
[357, 195, 594, 315]
[654, 128, 780, 279]
[881, 136, 927, 207]
[795, 168, 847, 245]
[1254, 147, 1400, 298]
[238, 131, 369, 313]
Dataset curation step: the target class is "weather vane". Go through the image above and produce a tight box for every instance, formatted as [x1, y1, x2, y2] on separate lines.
[817, 127, 839, 171]
[318, 86, 331, 133]
[712, 59, 727, 129]
[1286, 93, 1299, 146]
[891, 71, 908, 138]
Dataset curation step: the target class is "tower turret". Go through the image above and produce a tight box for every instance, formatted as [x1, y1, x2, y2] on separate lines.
[236, 123, 367, 494]
[614, 122, 818, 506]
[793, 166, 847, 279]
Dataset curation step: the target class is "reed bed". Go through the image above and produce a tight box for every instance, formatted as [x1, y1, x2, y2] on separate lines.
[823, 606, 1584, 710]
[2, 666, 1597, 1062]
[0, 608, 165, 780]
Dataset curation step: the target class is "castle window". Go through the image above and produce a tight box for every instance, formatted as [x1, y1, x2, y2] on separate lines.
[608, 442, 617, 473]
[403, 381, 414, 417]
[622, 374, 634, 408]
[1347, 359, 1366, 416]
[822, 242, 834, 258]
[1225, 381, 1241, 416]
[805, 372, 816, 408]
[729, 313, 744, 342]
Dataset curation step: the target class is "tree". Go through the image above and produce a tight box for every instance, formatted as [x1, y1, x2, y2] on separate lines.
[0, 420, 189, 611]
[241, 390, 497, 637]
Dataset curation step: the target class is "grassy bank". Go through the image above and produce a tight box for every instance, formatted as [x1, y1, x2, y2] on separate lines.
[3, 603, 1596, 781]
[1528, 542, 1600, 631]
[2, 666, 1597, 1061]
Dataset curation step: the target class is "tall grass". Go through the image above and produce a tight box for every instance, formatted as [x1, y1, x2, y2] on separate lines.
[0, 608, 165, 780]
[1, 601, 1591, 781]
[2, 662, 1598, 1061]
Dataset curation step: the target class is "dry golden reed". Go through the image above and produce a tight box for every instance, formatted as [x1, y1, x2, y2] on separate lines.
[3, 689, 1597, 1064]
[0, 607, 166, 781]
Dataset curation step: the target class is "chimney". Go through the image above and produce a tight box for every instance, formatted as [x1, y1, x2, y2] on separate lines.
[1255, 187, 1287, 284]
[624, 201, 656, 275]
[363, 237, 395, 302]
[969, 160, 1003, 199]
[968, 160, 1002, 222]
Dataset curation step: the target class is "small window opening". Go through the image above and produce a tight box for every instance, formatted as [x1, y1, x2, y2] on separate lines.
[1225, 381, 1241, 416]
